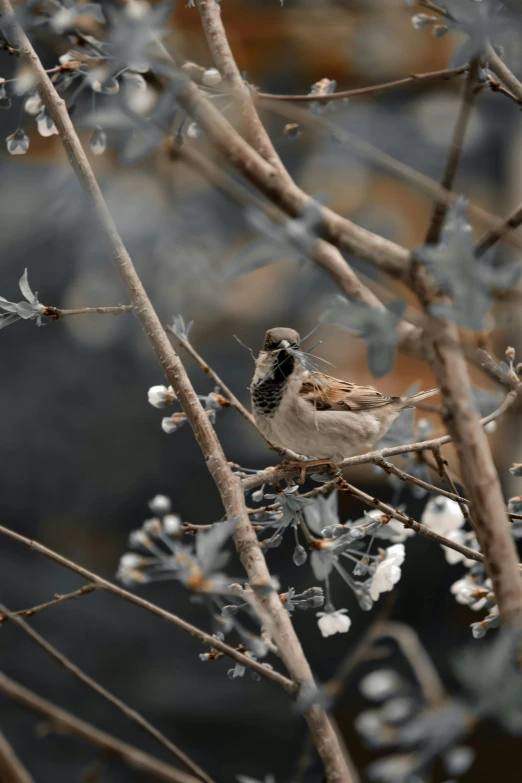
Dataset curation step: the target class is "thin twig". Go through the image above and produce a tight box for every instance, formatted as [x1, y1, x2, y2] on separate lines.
[0, 525, 295, 693]
[0, 585, 97, 622]
[0, 603, 216, 783]
[0, 674, 201, 783]
[371, 621, 448, 707]
[335, 478, 488, 566]
[0, 4, 347, 777]
[431, 446, 475, 527]
[42, 305, 134, 319]
[424, 60, 480, 244]
[372, 456, 470, 505]
[0, 728, 35, 783]
[256, 66, 468, 103]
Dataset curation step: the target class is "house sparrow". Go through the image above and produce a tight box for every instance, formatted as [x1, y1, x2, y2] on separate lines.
[251, 327, 438, 464]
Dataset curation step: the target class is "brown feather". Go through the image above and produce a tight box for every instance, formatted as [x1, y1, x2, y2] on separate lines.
[299, 372, 399, 411]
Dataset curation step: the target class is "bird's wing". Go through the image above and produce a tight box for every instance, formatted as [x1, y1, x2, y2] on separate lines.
[299, 372, 398, 411]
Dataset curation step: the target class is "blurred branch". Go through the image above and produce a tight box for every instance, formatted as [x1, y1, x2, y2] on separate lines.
[0, 5, 351, 778]
[0, 524, 296, 692]
[487, 44, 522, 104]
[242, 389, 518, 489]
[372, 621, 448, 706]
[0, 603, 215, 783]
[42, 305, 134, 319]
[0, 729, 34, 783]
[408, 61, 522, 628]
[0, 585, 97, 623]
[256, 66, 469, 103]
[425, 61, 480, 244]
[0, 674, 201, 783]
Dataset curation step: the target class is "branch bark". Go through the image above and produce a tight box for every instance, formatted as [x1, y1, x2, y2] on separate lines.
[0, 7, 353, 778]
[0, 729, 34, 783]
[0, 603, 214, 783]
[0, 674, 201, 783]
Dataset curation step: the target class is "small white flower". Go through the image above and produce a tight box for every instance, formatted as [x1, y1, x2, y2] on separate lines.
[24, 93, 42, 116]
[450, 576, 488, 610]
[371, 509, 414, 543]
[59, 53, 76, 66]
[442, 529, 474, 566]
[143, 517, 162, 535]
[124, 0, 150, 19]
[148, 384, 176, 408]
[317, 608, 351, 637]
[6, 129, 30, 155]
[202, 67, 222, 87]
[359, 669, 403, 701]
[369, 545, 405, 601]
[91, 78, 120, 95]
[421, 497, 465, 537]
[148, 494, 171, 514]
[37, 111, 58, 137]
[163, 514, 182, 535]
[89, 128, 107, 156]
[119, 553, 143, 569]
[484, 420, 497, 434]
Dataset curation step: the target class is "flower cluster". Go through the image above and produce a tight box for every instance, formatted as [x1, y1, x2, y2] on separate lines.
[146, 383, 229, 434]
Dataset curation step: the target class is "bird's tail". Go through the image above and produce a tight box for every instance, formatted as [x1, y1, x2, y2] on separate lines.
[401, 388, 439, 408]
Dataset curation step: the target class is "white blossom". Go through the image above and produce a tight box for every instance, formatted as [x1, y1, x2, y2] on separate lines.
[369, 544, 405, 601]
[37, 112, 58, 137]
[6, 129, 30, 155]
[421, 497, 465, 536]
[89, 128, 107, 156]
[148, 494, 171, 514]
[450, 575, 489, 610]
[369, 509, 414, 543]
[24, 93, 42, 116]
[148, 384, 176, 408]
[442, 529, 474, 566]
[359, 669, 403, 701]
[316, 608, 351, 637]
[163, 514, 182, 535]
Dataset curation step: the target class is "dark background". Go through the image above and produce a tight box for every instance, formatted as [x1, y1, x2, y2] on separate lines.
[1, 1, 522, 781]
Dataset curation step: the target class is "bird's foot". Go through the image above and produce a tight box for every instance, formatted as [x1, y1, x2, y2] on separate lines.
[276, 458, 341, 484]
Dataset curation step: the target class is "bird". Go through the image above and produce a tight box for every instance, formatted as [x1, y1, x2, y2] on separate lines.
[251, 327, 438, 465]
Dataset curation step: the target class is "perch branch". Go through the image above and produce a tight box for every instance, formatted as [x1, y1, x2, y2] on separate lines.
[0, 584, 97, 622]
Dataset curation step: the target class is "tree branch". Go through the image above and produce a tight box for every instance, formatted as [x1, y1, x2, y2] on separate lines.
[0, 729, 34, 783]
[42, 305, 134, 319]
[424, 61, 480, 244]
[0, 585, 97, 623]
[0, 4, 352, 778]
[0, 603, 215, 783]
[0, 674, 202, 783]
[256, 66, 469, 103]
[0, 524, 295, 692]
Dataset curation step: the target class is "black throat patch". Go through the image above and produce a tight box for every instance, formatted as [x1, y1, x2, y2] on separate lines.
[252, 350, 295, 417]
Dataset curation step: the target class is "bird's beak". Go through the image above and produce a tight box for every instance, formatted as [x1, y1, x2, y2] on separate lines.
[280, 340, 290, 349]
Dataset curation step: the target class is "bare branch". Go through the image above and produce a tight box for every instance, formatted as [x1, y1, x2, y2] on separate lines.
[0, 729, 34, 783]
[336, 478, 488, 566]
[432, 446, 475, 528]
[0, 524, 295, 692]
[0, 603, 215, 783]
[424, 61, 480, 244]
[0, 674, 202, 783]
[0, 585, 97, 623]
[372, 622, 448, 707]
[256, 66, 469, 103]
[371, 456, 470, 505]
[42, 305, 134, 319]
[0, 4, 352, 778]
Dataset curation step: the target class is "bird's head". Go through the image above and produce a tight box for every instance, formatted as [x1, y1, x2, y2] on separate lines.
[262, 327, 300, 353]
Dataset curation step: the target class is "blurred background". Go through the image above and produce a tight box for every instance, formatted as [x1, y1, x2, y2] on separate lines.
[1, 0, 522, 780]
